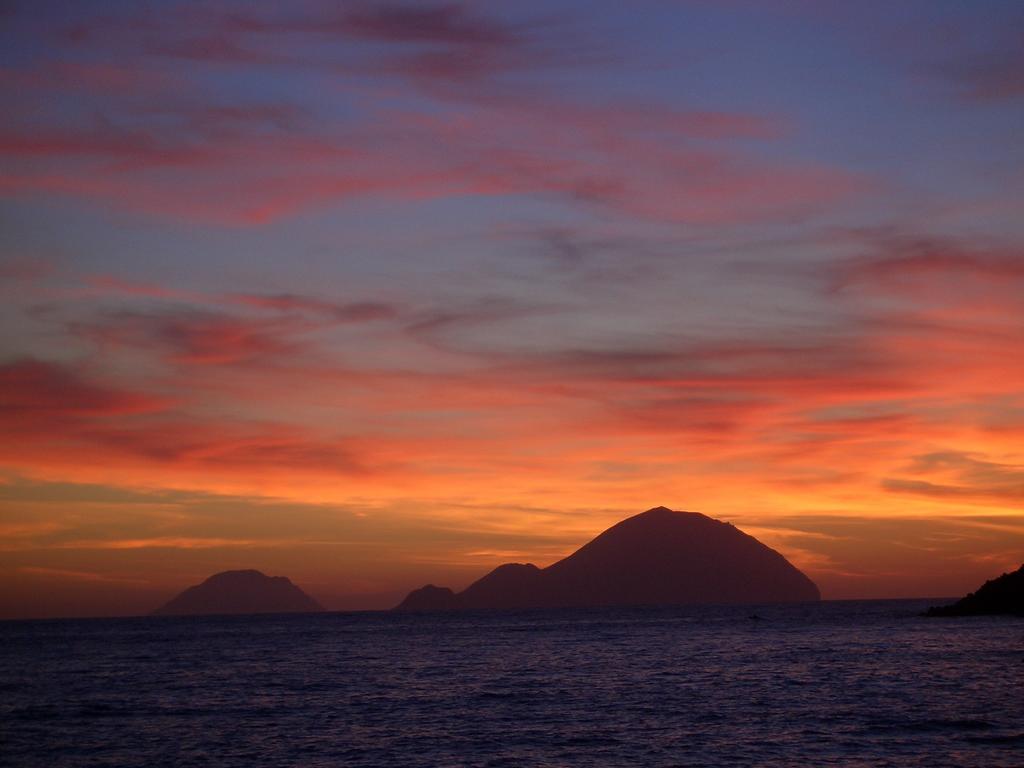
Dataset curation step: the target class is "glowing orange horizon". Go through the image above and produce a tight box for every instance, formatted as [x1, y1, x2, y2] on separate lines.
[2, 2, 1023, 619]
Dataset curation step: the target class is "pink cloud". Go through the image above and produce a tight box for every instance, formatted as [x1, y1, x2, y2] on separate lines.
[59, 1, 570, 85]
[228, 294, 398, 322]
[88, 275, 181, 299]
[941, 39, 1024, 102]
[72, 308, 307, 366]
[0, 92, 855, 226]
[0, 359, 377, 482]
[0, 256, 53, 282]
[342, 3, 518, 46]
[836, 237, 1024, 293]
[0, 358, 172, 432]
[0, 2, 858, 228]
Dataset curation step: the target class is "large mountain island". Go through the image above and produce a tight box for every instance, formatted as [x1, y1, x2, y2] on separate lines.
[397, 507, 820, 610]
[153, 569, 324, 616]
[926, 564, 1024, 616]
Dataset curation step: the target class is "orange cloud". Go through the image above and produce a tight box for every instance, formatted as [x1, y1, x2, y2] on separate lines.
[0, 358, 172, 429]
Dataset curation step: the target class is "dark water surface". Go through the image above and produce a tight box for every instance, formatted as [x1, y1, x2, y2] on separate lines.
[2, 600, 1022, 767]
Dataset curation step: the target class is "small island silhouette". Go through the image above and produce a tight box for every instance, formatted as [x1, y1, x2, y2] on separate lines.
[153, 569, 324, 616]
[925, 564, 1024, 617]
[397, 506, 820, 610]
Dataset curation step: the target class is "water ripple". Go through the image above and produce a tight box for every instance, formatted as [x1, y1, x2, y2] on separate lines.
[2, 600, 1022, 767]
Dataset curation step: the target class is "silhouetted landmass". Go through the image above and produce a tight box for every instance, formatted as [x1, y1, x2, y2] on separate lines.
[925, 564, 1024, 617]
[396, 584, 458, 611]
[397, 507, 820, 610]
[153, 569, 324, 616]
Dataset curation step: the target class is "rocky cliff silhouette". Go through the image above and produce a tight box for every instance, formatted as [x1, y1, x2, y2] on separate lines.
[153, 569, 324, 616]
[926, 564, 1024, 616]
[397, 507, 820, 610]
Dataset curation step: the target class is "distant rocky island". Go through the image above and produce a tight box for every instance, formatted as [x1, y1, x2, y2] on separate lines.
[397, 506, 820, 610]
[153, 569, 324, 616]
[926, 564, 1024, 617]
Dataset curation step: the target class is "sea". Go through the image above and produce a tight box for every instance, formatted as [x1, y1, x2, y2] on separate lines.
[2, 599, 1022, 767]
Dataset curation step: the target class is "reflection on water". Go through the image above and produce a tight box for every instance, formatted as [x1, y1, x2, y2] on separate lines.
[2, 600, 1022, 767]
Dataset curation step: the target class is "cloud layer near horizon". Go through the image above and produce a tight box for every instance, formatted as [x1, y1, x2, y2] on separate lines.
[2, 1, 1023, 616]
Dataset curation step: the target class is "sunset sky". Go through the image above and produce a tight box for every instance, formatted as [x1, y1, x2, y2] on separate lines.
[2, 0, 1023, 618]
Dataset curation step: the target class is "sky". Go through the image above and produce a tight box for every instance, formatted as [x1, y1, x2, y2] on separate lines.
[1, 0, 1023, 618]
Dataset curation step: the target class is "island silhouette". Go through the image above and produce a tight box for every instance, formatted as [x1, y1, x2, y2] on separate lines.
[153, 569, 324, 616]
[397, 506, 820, 610]
[926, 564, 1024, 616]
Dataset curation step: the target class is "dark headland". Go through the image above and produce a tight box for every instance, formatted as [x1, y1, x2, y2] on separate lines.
[153, 569, 324, 616]
[397, 506, 820, 610]
[926, 564, 1024, 617]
